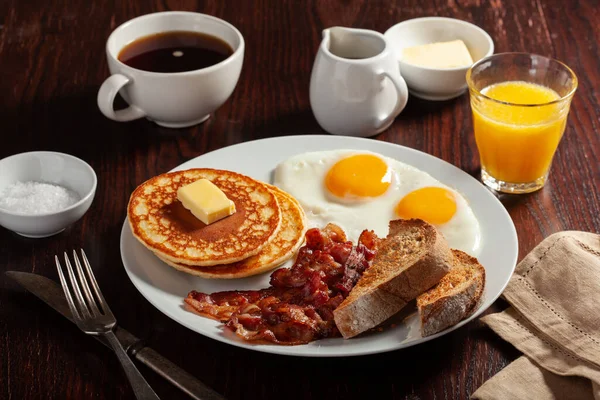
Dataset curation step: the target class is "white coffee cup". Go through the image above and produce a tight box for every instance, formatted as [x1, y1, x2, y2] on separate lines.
[97, 12, 244, 128]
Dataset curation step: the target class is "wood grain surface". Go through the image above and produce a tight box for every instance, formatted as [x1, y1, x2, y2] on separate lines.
[1, 0, 599, 399]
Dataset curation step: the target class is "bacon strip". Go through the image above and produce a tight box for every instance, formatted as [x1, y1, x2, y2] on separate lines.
[185, 224, 379, 345]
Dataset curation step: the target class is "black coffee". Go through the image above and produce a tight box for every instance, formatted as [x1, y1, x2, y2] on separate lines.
[118, 31, 234, 73]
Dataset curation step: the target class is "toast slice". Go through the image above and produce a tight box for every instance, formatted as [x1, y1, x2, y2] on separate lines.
[333, 219, 453, 339]
[417, 249, 486, 337]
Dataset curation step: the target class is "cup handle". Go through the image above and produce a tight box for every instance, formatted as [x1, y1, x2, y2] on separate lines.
[97, 74, 146, 122]
[374, 70, 409, 130]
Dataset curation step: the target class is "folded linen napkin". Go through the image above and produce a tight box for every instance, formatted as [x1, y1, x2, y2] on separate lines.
[472, 231, 600, 400]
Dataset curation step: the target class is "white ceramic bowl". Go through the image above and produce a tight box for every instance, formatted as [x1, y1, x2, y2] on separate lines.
[384, 17, 494, 101]
[0, 151, 97, 238]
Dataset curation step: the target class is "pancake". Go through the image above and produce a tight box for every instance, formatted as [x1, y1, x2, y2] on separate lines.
[128, 169, 281, 266]
[156, 184, 307, 278]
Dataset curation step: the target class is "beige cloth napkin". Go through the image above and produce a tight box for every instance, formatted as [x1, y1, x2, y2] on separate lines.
[472, 231, 600, 400]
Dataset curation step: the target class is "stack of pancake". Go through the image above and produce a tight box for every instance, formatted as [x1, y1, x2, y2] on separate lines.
[127, 168, 306, 279]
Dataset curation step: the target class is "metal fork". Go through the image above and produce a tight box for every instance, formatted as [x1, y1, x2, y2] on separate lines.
[56, 249, 160, 400]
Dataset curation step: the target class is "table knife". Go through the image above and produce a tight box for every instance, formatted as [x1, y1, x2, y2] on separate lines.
[5, 271, 225, 400]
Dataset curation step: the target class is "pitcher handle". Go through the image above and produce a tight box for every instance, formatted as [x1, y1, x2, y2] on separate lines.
[375, 71, 409, 130]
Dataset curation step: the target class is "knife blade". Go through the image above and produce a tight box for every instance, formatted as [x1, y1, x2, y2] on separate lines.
[6, 271, 225, 400]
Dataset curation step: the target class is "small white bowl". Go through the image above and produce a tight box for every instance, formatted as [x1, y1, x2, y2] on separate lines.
[0, 151, 97, 238]
[384, 17, 494, 101]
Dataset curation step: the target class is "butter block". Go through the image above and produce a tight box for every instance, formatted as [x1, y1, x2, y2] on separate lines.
[177, 179, 236, 225]
[402, 40, 474, 69]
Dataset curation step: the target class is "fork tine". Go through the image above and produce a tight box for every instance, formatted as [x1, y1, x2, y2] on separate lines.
[80, 249, 112, 317]
[55, 255, 81, 321]
[72, 250, 101, 317]
[63, 252, 91, 319]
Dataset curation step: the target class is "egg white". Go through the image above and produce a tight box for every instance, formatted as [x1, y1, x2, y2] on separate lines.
[273, 150, 481, 256]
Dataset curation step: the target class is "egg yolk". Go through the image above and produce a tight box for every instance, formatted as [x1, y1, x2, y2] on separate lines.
[395, 187, 457, 224]
[325, 154, 391, 199]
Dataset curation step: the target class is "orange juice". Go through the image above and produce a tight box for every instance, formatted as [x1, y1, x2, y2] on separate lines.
[471, 81, 567, 183]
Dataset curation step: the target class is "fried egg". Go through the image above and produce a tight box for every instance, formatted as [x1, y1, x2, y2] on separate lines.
[273, 150, 481, 256]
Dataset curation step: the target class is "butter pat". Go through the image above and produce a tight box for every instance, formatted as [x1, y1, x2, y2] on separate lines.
[177, 179, 236, 225]
[402, 40, 474, 69]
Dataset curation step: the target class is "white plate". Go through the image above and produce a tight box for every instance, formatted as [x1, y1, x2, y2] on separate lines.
[120, 135, 518, 357]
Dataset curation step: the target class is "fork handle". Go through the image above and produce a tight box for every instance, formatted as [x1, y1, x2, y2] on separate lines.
[106, 330, 161, 400]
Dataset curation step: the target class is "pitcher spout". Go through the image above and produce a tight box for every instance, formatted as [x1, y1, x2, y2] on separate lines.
[322, 26, 388, 60]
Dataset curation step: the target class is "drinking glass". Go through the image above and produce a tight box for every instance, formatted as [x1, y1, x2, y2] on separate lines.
[466, 53, 577, 193]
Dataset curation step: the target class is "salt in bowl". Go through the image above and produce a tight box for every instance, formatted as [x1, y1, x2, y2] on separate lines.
[0, 151, 97, 238]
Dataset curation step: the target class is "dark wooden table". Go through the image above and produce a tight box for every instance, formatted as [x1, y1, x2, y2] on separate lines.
[1, 1, 599, 399]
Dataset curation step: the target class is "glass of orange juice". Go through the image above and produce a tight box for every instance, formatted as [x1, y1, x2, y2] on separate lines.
[466, 53, 577, 193]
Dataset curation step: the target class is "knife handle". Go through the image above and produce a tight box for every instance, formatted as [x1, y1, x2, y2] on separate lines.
[133, 346, 226, 400]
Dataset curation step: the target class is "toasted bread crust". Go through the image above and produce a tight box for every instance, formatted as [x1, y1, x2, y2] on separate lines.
[334, 219, 453, 338]
[417, 249, 486, 337]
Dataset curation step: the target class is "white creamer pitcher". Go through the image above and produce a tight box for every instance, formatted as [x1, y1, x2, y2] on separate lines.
[310, 27, 409, 137]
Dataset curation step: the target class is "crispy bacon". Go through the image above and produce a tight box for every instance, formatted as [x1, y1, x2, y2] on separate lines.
[185, 225, 379, 345]
[334, 230, 378, 295]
